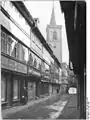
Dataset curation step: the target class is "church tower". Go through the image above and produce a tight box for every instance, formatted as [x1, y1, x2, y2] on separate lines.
[46, 2, 62, 63]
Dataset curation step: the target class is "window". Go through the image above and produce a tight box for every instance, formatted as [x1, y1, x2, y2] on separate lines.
[1, 1, 5, 7]
[14, 47, 17, 58]
[45, 63, 49, 73]
[7, 36, 12, 55]
[11, 42, 19, 59]
[1, 31, 7, 53]
[21, 46, 29, 63]
[31, 32, 42, 56]
[1, 73, 7, 102]
[41, 61, 45, 73]
[53, 45, 56, 48]
[13, 79, 19, 100]
[28, 52, 33, 66]
[43, 48, 51, 65]
[53, 31, 57, 40]
[36, 56, 41, 71]
[2, 1, 30, 36]
[38, 63, 41, 71]
[34, 57, 37, 68]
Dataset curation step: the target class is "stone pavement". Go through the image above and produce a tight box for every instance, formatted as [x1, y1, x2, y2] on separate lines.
[2, 94, 55, 118]
[58, 94, 80, 119]
[2, 94, 80, 119]
[2, 93, 69, 119]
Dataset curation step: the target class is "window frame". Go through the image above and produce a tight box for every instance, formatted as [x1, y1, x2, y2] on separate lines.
[7, 36, 12, 55]
[1, 31, 7, 53]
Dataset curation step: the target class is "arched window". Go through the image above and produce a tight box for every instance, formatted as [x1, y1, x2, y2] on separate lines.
[53, 31, 57, 40]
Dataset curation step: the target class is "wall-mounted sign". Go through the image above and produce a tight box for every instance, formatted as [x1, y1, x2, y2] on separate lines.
[28, 67, 41, 77]
[1, 55, 27, 73]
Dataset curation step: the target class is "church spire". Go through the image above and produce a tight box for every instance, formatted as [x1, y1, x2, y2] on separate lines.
[50, 0, 56, 26]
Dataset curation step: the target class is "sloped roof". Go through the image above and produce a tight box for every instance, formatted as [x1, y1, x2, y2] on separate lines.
[50, 6, 56, 26]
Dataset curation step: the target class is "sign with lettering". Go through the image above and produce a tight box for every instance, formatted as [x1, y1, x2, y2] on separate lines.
[28, 67, 41, 77]
[1, 55, 27, 73]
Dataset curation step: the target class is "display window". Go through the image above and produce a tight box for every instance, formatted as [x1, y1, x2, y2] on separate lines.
[1, 73, 7, 102]
[13, 79, 19, 100]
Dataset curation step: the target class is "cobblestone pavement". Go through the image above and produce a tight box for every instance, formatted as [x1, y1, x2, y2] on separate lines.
[2, 94, 79, 119]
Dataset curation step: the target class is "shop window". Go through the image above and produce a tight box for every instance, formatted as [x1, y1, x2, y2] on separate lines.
[1, 74, 7, 102]
[28, 82, 33, 90]
[13, 79, 19, 100]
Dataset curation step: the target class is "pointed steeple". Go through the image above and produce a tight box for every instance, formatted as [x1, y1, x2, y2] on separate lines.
[50, 1, 56, 26]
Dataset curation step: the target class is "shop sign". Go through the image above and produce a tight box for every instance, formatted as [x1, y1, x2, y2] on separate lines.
[28, 67, 41, 77]
[1, 55, 27, 73]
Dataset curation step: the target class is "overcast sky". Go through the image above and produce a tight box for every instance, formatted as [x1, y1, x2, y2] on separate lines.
[24, 1, 69, 64]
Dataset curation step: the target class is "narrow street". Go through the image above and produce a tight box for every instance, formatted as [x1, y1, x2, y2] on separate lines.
[1, 1, 86, 119]
[2, 94, 79, 119]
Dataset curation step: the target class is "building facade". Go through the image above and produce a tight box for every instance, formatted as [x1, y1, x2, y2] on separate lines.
[1, 1, 61, 109]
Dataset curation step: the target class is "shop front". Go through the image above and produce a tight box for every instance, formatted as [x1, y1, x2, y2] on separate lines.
[49, 83, 53, 95]
[40, 72, 50, 96]
[59, 80, 68, 94]
[52, 79, 60, 94]
[1, 54, 27, 108]
[40, 80, 49, 96]
[27, 66, 41, 100]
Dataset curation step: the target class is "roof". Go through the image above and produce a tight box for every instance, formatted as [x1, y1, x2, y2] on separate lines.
[50, 6, 56, 26]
